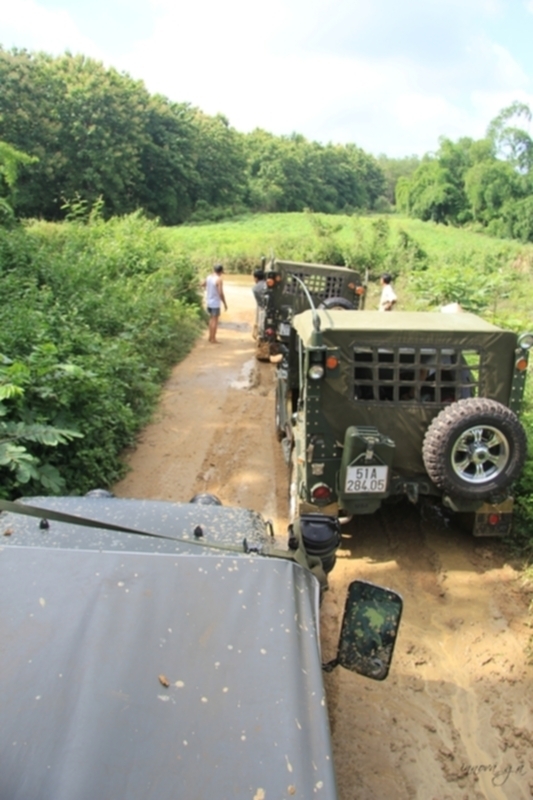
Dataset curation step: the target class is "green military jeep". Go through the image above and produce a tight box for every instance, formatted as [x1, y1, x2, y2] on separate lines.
[276, 307, 532, 535]
[255, 257, 366, 359]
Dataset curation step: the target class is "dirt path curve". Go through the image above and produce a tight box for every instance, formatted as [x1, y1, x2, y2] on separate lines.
[114, 277, 533, 800]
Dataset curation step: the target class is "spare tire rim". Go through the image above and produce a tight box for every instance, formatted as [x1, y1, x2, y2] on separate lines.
[451, 424, 510, 484]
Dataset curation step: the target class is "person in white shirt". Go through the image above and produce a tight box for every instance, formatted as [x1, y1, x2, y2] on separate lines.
[378, 273, 397, 311]
[203, 264, 227, 343]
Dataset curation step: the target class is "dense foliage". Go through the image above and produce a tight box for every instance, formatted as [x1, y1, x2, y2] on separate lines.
[397, 103, 533, 242]
[0, 47, 386, 224]
[0, 209, 203, 497]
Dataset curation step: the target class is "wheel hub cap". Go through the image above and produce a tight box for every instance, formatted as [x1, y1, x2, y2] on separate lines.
[451, 424, 510, 485]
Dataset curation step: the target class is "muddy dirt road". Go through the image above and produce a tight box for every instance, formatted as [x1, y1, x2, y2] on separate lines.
[115, 277, 533, 800]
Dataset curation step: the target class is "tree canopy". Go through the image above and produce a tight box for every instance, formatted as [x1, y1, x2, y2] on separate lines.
[396, 103, 533, 241]
[0, 47, 386, 224]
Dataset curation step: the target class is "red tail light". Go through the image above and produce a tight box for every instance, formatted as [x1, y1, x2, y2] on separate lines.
[311, 483, 332, 503]
[488, 513, 501, 526]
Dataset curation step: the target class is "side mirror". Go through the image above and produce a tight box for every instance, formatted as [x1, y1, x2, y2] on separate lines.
[324, 580, 402, 680]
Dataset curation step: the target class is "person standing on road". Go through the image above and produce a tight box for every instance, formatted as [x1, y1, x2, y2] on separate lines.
[251, 267, 267, 338]
[252, 268, 267, 307]
[378, 273, 397, 311]
[203, 264, 227, 343]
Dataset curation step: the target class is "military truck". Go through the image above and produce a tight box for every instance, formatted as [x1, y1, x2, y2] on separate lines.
[0, 493, 402, 800]
[255, 258, 366, 359]
[275, 307, 532, 535]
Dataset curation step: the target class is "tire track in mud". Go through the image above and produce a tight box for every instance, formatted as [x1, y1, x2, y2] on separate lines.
[188, 358, 290, 536]
[322, 503, 533, 800]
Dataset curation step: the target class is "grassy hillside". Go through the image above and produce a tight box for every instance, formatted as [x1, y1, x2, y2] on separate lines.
[168, 212, 533, 323]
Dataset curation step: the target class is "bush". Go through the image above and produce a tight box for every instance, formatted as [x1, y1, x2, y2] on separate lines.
[0, 212, 203, 496]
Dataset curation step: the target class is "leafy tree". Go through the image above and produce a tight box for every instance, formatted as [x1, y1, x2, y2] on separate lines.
[190, 113, 247, 211]
[244, 131, 385, 214]
[53, 54, 150, 216]
[395, 103, 533, 241]
[0, 49, 151, 218]
[138, 96, 197, 224]
[464, 159, 522, 224]
[0, 139, 37, 224]
[245, 131, 311, 212]
[402, 159, 462, 223]
[376, 154, 420, 204]
[0, 46, 390, 223]
[345, 144, 386, 210]
[487, 101, 533, 173]
[500, 194, 533, 242]
[0, 139, 37, 191]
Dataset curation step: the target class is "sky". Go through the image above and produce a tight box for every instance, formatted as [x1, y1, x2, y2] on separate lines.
[1, 0, 533, 157]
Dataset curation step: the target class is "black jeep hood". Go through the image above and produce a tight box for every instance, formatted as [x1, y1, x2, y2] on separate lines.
[0, 501, 336, 800]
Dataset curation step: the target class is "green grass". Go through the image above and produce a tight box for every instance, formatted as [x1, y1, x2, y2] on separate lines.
[167, 211, 533, 320]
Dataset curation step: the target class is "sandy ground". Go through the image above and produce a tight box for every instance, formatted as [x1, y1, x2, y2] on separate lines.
[114, 277, 533, 800]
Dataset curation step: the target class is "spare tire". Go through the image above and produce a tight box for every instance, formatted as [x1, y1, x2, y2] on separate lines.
[319, 297, 355, 310]
[422, 398, 527, 500]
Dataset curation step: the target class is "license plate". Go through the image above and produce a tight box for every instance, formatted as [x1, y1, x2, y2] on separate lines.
[279, 323, 291, 337]
[345, 465, 388, 494]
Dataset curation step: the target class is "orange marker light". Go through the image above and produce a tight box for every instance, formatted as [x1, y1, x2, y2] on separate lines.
[326, 356, 339, 370]
[515, 357, 528, 371]
[355, 286, 365, 295]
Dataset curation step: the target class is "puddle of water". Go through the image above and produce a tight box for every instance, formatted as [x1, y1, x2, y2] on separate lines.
[218, 321, 251, 332]
[230, 358, 256, 390]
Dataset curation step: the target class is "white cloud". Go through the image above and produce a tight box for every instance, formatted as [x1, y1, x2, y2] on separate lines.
[0, 0, 104, 59]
